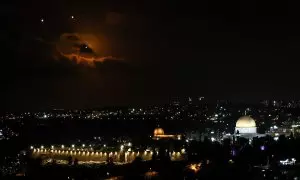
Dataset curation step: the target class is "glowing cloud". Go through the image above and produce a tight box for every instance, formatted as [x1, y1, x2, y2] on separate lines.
[55, 33, 122, 67]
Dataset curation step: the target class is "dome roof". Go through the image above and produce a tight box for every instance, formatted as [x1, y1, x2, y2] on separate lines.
[154, 128, 164, 136]
[236, 116, 256, 128]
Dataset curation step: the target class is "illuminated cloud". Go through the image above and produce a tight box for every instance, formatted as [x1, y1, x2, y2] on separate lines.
[55, 33, 123, 67]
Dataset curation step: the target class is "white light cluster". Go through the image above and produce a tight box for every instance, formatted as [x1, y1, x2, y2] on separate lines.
[280, 158, 296, 165]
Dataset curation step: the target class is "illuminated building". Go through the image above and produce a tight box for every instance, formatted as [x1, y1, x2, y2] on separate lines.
[235, 116, 257, 134]
[279, 158, 296, 166]
[151, 127, 185, 161]
[0, 130, 3, 140]
[153, 127, 182, 140]
[154, 128, 164, 137]
[30, 146, 185, 164]
[267, 125, 292, 138]
[223, 116, 265, 140]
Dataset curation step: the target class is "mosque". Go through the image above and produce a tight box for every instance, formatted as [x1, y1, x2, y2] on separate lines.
[151, 127, 184, 160]
[153, 127, 182, 140]
[224, 116, 265, 140]
[236, 116, 257, 134]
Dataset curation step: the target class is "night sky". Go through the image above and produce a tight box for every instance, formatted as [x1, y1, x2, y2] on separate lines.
[2, 0, 300, 110]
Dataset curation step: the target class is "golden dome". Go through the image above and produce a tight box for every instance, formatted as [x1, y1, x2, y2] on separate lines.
[154, 128, 164, 136]
[236, 116, 256, 128]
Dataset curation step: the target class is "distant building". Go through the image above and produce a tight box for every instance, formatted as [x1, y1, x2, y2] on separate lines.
[223, 116, 265, 140]
[267, 125, 292, 138]
[153, 127, 182, 140]
[235, 116, 257, 134]
[151, 127, 185, 160]
[0, 129, 3, 140]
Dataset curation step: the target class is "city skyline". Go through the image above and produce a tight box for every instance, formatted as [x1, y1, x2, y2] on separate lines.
[2, 1, 300, 178]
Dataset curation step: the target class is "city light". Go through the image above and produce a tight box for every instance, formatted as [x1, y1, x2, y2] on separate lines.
[7, 97, 300, 177]
[280, 158, 296, 165]
[187, 163, 202, 173]
[232, 149, 236, 156]
[145, 170, 159, 178]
